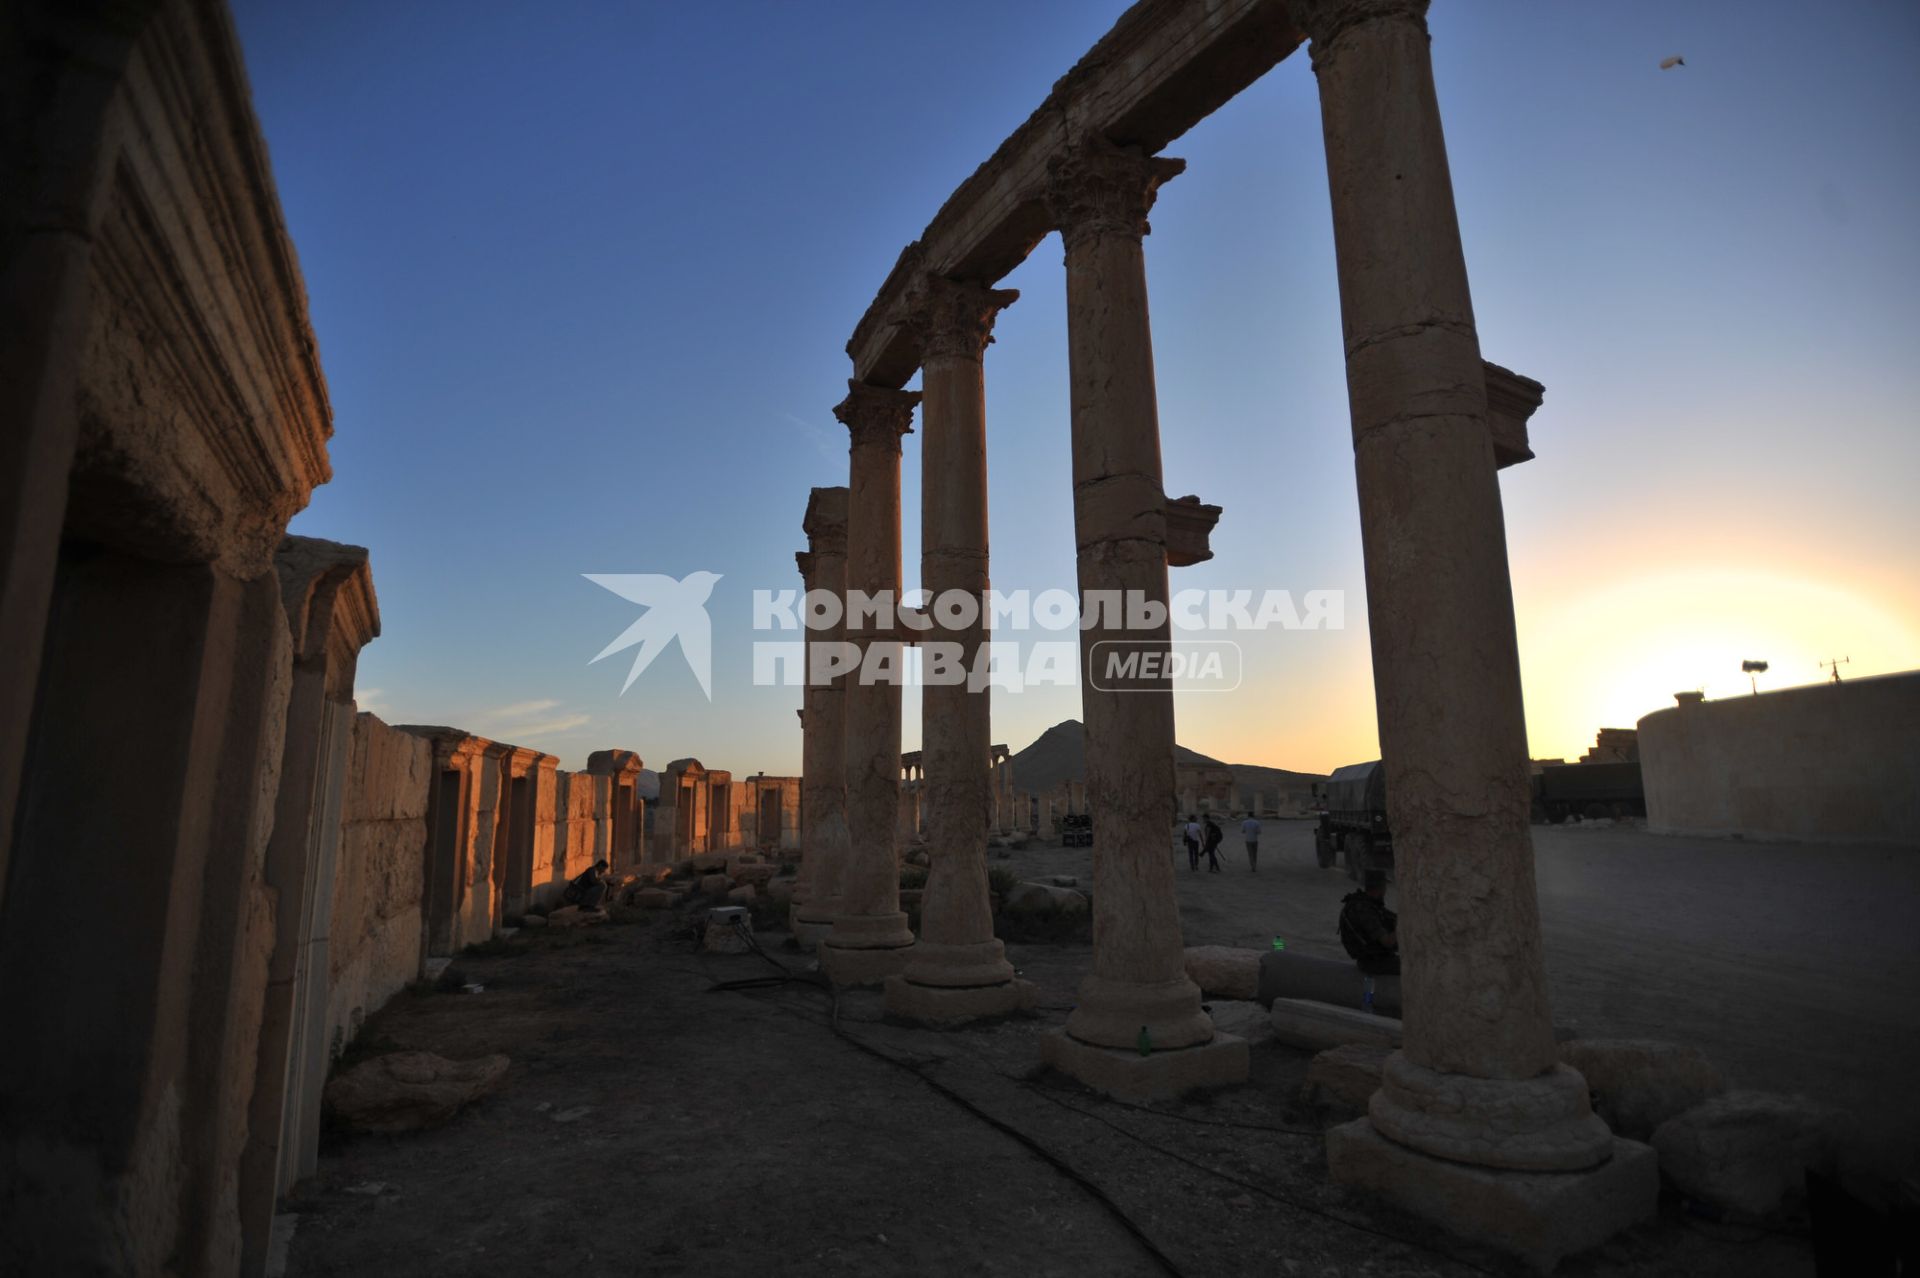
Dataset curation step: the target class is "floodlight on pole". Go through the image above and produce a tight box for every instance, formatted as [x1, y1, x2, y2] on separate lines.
[1741, 659, 1769, 696]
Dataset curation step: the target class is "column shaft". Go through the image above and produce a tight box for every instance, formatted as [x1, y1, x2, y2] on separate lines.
[793, 488, 851, 947]
[821, 383, 919, 985]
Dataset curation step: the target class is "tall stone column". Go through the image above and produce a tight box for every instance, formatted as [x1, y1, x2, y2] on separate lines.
[1037, 137, 1247, 1098]
[791, 486, 851, 950]
[1294, 0, 1654, 1265]
[820, 382, 919, 985]
[885, 276, 1033, 1024]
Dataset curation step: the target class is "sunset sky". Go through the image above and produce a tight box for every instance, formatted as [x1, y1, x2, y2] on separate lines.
[233, 0, 1920, 775]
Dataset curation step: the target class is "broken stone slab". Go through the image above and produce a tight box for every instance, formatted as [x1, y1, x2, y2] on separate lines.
[1003, 882, 1089, 916]
[1182, 945, 1261, 1000]
[731, 864, 776, 887]
[1651, 1090, 1847, 1218]
[631, 889, 674, 909]
[1328, 1119, 1658, 1272]
[698, 873, 732, 898]
[1257, 948, 1398, 1015]
[1269, 998, 1401, 1053]
[1049, 875, 1078, 887]
[1559, 1038, 1726, 1142]
[323, 1051, 509, 1134]
[691, 852, 729, 873]
[1305, 1043, 1394, 1113]
[519, 913, 549, 928]
[545, 906, 584, 928]
[726, 884, 757, 904]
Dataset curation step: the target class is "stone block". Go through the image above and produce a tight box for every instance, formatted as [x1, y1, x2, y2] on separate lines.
[1558, 1038, 1725, 1141]
[731, 864, 776, 887]
[883, 976, 1036, 1026]
[1651, 1090, 1846, 1218]
[1182, 945, 1261, 1000]
[1269, 998, 1402, 1053]
[545, 906, 583, 928]
[323, 1052, 509, 1134]
[1040, 1029, 1249, 1102]
[767, 877, 796, 906]
[631, 889, 674, 909]
[1003, 882, 1089, 916]
[726, 884, 756, 904]
[698, 873, 731, 898]
[1305, 1043, 1393, 1113]
[1327, 1119, 1658, 1272]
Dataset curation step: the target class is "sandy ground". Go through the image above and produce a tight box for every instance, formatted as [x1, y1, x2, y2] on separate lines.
[1008, 819, 1920, 1163]
[278, 820, 1908, 1278]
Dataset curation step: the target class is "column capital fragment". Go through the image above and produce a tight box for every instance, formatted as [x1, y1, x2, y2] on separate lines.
[1043, 135, 1186, 252]
[904, 274, 1019, 364]
[802, 485, 849, 556]
[834, 380, 920, 454]
[1285, 0, 1430, 66]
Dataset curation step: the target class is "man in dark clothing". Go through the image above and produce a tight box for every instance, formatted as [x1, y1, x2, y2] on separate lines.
[563, 859, 612, 910]
[1339, 868, 1399, 974]
[1201, 816, 1224, 873]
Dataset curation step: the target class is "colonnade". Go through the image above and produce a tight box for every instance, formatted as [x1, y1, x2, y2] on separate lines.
[792, 0, 1653, 1259]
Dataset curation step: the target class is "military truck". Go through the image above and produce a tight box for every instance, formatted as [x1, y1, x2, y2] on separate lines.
[1314, 760, 1393, 881]
[1531, 761, 1646, 823]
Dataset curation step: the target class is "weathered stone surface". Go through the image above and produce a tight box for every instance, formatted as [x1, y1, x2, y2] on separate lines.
[1182, 946, 1261, 1000]
[1327, 1119, 1658, 1272]
[545, 906, 583, 928]
[519, 913, 549, 928]
[1651, 1090, 1846, 1218]
[1559, 1038, 1725, 1141]
[691, 852, 729, 873]
[631, 889, 674, 909]
[323, 1052, 509, 1134]
[1003, 882, 1089, 916]
[1370, 1054, 1613, 1173]
[883, 975, 1036, 1026]
[699, 873, 732, 898]
[704, 917, 753, 955]
[730, 864, 776, 887]
[726, 884, 756, 904]
[1269, 998, 1401, 1052]
[767, 877, 797, 907]
[1305, 1044, 1393, 1113]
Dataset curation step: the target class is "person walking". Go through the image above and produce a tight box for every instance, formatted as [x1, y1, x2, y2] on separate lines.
[1240, 812, 1262, 872]
[1201, 815, 1224, 873]
[1183, 815, 1202, 871]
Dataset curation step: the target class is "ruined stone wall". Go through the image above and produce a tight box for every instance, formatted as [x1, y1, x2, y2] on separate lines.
[326, 714, 430, 1057]
[1638, 671, 1920, 843]
[543, 771, 606, 904]
[532, 771, 568, 907]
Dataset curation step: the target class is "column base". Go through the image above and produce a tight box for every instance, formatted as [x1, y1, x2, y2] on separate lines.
[1040, 1027, 1248, 1102]
[1327, 1119, 1657, 1273]
[789, 907, 835, 951]
[900, 938, 1015, 989]
[819, 939, 914, 988]
[883, 975, 1035, 1026]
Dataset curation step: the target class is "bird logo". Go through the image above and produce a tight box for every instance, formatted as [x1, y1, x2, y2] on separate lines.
[584, 571, 722, 699]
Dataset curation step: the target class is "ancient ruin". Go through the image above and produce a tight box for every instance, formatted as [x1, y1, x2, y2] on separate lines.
[6, 0, 1907, 1274]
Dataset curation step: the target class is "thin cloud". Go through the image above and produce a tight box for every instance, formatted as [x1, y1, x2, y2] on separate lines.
[508, 713, 592, 740]
[482, 698, 559, 721]
[781, 411, 840, 462]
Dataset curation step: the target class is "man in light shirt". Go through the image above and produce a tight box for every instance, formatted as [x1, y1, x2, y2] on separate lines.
[1240, 813, 1262, 872]
[1183, 815, 1202, 871]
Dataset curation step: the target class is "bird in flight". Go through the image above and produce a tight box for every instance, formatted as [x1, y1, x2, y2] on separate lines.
[585, 571, 723, 699]
[1660, 55, 1686, 70]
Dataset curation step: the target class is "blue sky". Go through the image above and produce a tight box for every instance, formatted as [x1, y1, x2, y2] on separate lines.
[234, 1, 1920, 773]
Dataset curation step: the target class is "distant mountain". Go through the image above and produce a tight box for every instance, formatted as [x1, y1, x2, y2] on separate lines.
[1007, 720, 1326, 798]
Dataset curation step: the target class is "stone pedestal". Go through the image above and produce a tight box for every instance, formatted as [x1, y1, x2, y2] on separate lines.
[1326, 1121, 1658, 1273]
[1033, 136, 1246, 1095]
[820, 382, 918, 986]
[884, 274, 1026, 1025]
[1293, 0, 1650, 1261]
[1041, 1028, 1250, 1103]
[791, 487, 851, 951]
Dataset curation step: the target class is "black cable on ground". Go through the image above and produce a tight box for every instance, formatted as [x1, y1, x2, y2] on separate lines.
[1024, 1083, 1503, 1278]
[704, 920, 1184, 1278]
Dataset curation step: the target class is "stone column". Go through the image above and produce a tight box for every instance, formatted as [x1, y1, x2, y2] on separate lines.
[1037, 137, 1247, 1098]
[1293, 0, 1653, 1264]
[237, 537, 379, 1276]
[820, 381, 919, 985]
[885, 276, 1033, 1024]
[791, 486, 852, 949]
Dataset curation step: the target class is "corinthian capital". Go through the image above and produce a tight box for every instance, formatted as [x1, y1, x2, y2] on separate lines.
[905, 275, 1020, 363]
[833, 380, 920, 453]
[1043, 136, 1186, 251]
[1286, 0, 1430, 63]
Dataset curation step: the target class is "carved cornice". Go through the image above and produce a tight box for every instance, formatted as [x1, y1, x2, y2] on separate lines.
[833, 380, 919, 453]
[1043, 136, 1186, 251]
[904, 275, 1019, 364]
[1284, 0, 1430, 70]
